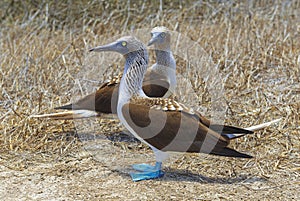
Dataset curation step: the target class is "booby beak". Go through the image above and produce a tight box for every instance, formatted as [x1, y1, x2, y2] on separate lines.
[89, 42, 117, 52]
[147, 34, 160, 46]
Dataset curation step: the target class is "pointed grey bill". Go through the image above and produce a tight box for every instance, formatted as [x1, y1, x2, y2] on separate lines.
[89, 42, 118, 52]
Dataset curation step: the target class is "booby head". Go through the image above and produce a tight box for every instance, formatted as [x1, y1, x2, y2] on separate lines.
[148, 26, 171, 50]
[90, 36, 146, 56]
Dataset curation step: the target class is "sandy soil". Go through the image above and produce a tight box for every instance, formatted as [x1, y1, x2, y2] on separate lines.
[0, 144, 298, 201]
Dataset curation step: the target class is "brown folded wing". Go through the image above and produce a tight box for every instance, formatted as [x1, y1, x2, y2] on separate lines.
[55, 77, 120, 114]
[121, 100, 230, 153]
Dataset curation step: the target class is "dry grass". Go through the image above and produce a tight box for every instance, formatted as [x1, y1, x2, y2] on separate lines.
[0, 0, 299, 200]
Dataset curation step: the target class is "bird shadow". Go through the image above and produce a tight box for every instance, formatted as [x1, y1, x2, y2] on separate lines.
[112, 166, 267, 184]
[162, 168, 267, 184]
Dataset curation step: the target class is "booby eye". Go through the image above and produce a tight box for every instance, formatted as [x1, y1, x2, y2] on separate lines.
[121, 41, 127, 47]
[160, 32, 166, 38]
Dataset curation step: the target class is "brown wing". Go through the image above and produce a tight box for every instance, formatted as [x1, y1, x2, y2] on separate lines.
[55, 71, 172, 113]
[55, 75, 121, 114]
[142, 70, 170, 97]
[121, 97, 253, 158]
[121, 102, 230, 153]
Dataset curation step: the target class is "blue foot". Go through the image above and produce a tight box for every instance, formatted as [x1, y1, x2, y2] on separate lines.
[130, 170, 164, 182]
[130, 162, 164, 181]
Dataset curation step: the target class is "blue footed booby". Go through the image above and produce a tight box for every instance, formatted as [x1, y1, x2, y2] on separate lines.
[32, 27, 176, 119]
[91, 35, 258, 181]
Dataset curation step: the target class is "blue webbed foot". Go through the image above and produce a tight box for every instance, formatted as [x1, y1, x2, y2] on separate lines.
[130, 170, 164, 182]
[130, 162, 164, 181]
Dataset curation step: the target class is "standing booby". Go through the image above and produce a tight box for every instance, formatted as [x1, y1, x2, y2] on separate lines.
[92, 36, 256, 181]
[32, 27, 176, 119]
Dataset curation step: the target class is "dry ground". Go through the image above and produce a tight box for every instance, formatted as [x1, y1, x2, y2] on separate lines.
[0, 1, 299, 200]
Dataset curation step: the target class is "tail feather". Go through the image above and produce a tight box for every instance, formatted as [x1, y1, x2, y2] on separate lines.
[210, 125, 253, 135]
[211, 147, 253, 158]
[222, 118, 282, 139]
[30, 110, 99, 120]
[245, 118, 282, 131]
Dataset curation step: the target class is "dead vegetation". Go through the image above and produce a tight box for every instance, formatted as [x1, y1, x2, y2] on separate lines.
[0, 0, 299, 200]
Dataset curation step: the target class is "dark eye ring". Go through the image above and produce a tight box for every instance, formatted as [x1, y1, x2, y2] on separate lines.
[160, 32, 166, 38]
[121, 41, 127, 47]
